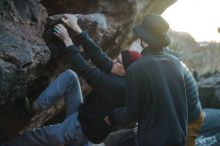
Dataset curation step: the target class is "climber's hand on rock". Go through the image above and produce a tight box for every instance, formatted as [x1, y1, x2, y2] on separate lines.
[53, 24, 73, 47]
[104, 115, 112, 126]
[61, 14, 82, 35]
[133, 126, 138, 135]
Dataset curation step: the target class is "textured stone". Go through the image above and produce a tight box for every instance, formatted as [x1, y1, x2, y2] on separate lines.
[0, 0, 49, 103]
[198, 73, 220, 108]
[0, 0, 49, 142]
[41, 0, 176, 56]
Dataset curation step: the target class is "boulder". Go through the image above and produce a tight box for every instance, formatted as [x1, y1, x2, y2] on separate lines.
[198, 73, 220, 108]
[0, 0, 49, 141]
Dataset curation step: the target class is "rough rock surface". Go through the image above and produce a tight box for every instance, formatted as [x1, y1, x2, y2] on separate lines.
[0, 0, 49, 141]
[0, 0, 48, 105]
[198, 72, 220, 108]
[42, 0, 176, 56]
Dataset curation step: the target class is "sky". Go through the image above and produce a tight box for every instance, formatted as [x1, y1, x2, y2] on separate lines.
[162, 0, 220, 42]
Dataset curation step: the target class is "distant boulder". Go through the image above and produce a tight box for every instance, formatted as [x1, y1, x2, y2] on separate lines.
[168, 29, 220, 75]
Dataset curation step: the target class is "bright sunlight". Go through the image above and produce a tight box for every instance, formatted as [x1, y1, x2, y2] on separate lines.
[162, 0, 220, 42]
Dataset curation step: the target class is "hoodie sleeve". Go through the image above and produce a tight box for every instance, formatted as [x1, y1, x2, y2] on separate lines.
[65, 44, 115, 93]
[77, 32, 113, 73]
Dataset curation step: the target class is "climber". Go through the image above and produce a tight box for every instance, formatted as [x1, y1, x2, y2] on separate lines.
[104, 13, 204, 146]
[0, 16, 142, 146]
